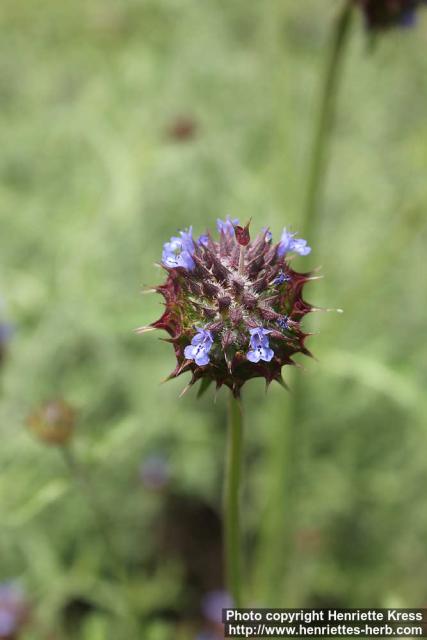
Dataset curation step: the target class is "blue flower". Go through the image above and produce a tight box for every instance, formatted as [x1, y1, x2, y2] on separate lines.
[201, 590, 233, 625]
[399, 8, 417, 26]
[184, 328, 213, 366]
[277, 228, 311, 257]
[0, 583, 26, 638]
[139, 454, 170, 491]
[246, 327, 274, 363]
[0, 323, 13, 344]
[162, 228, 195, 270]
[273, 270, 291, 286]
[198, 234, 209, 247]
[179, 227, 195, 253]
[262, 227, 273, 242]
[217, 216, 239, 235]
[277, 315, 290, 330]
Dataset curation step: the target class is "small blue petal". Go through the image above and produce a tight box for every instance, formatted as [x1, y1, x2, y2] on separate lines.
[191, 328, 213, 346]
[180, 251, 196, 270]
[249, 327, 271, 350]
[277, 228, 311, 257]
[217, 216, 239, 235]
[273, 270, 291, 285]
[292, 238, 311, 256]
[277, 315, 290, 330]
[184, 345, 196, 360]
[247, 327, 274, 362]
[260, 347, 274, 362]
[262, 227, 273, 242]
[161, 228, 195, 271]
[198, 234, 209, 246]
[185, 327, 213, 366]
[179, 227, 195, 253]
[195, 351, 210, 366]
[247, 349, 261, 363]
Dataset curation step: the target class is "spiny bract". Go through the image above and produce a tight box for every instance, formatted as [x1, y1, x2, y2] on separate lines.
[139, 218, 319, 397]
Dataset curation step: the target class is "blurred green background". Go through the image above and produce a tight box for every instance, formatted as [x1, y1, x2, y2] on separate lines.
[1, 0, 427, 638]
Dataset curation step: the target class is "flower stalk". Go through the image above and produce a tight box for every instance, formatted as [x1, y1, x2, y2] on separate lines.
[224, 392, 243, 608]
[302, 1, 353, 240]
[256, 5, 353, 603]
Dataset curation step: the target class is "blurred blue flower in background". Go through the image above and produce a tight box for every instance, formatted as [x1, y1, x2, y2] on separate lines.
[201, 589, 233, 625]
[139, 454, 171, 492]
[195, 632, 222, 640]
[0, 324, 13, 346]
[356, 0, 427, 30]
[0, 583, 28, 640]
[0, 297, 13, 365]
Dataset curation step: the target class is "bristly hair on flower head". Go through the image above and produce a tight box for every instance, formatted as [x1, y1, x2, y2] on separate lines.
[138, 219, 319, 397]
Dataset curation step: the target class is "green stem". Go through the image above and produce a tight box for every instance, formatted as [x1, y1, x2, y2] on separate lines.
[224, 392, 243, 607]
[269, 3, 353, 602]
[302, 1, 353, 239]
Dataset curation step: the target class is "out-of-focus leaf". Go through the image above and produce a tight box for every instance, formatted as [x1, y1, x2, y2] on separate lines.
[6, 480, 69, 527]
[323, 349, 424, 413]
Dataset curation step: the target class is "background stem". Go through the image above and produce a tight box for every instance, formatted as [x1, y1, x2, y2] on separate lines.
[224, 393, 243, 607]
[264, 3, 354, 602]
[280, 0, 353, 599]
[302, 1, 353, 240]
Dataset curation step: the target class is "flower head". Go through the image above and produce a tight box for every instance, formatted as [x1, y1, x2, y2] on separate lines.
[355, 0, 427, 30]
[278, 229, 311, 257]
[167, 115, 197, 142]
[141, 220, 317, 395]
[27, 400, 76, 446]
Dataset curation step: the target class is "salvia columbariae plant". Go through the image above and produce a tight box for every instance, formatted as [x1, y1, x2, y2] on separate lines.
[138, 218, 318, 397]
[138, 218, 319, 606]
